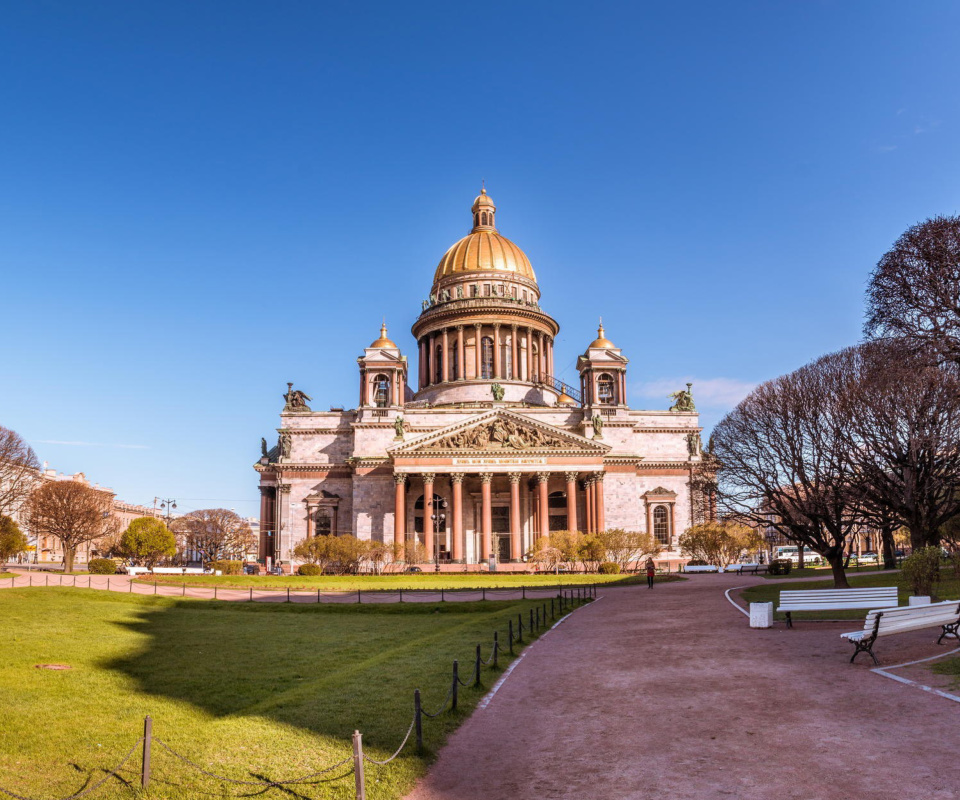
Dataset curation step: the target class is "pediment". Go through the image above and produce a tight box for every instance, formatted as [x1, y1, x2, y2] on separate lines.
[389, 410, 610, 456]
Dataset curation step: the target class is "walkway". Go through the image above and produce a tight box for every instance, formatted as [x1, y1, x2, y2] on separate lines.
[405, 573, 960, 800]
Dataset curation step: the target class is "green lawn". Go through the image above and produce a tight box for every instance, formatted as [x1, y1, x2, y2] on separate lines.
[133, 572, 659, 591]
[742, 570, 960, 622]
[0, 588, 574, 798]
[931, 656, 960, 687]
[761, 564, 894, 580]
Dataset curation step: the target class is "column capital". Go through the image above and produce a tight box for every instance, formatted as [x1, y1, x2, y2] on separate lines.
[474, 322, 482, 330]
[456, 323, 464, 331]
[511, 323, 518, 331]
[493, 322, 501, 330]
[536, 471, 551, 484]
[582, 475, 595, 487]
[595, 471, 605, 483]
[507, 472, 523, 484]
[564, 471, 579, 483]
[479, 473, 494, 485]
[422, 472, 436, 484]
[393, 473, 407, 485]
[279, 484, 292, 494]
[450, 472, 465, 484]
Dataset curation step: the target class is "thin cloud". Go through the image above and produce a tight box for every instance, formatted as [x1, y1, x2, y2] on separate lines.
[633, 377, 757, 408]
[36, 440, 149, 450]
[873, 144, 897, 153]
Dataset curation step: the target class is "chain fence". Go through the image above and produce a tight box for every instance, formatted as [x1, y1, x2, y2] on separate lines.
[0, 585, 594, 799]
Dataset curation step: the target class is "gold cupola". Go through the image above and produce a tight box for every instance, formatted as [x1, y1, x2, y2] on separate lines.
[432, 188, 537, 284]
[587, 320, 616, 350]
[369, 321, 397, 349]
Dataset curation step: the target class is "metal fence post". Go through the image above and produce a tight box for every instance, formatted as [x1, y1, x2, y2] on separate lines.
[214, 586, 217, 600]
[522, 586, 526, 599]
[399, 588, 402, 603]
[358, 590, 362, 604]
[107, 577, 110, 591]
[452, 661, 459, 710]
[182, 583, 186, 597]
[352, 730, 366, 800]
[493, 632, 499, 669]
[517, 613, 523, 643]
[529, 608, 534, 633]
[250, 587, 253, 601]
[508, 620, 514, 654]
[551, 597, 555, 619]
[535, 606, 540, 630]
[482, 587, 486, 601]
[141, 715, 152, 790]
[89, 575, 92, 589]
[474, 644, 481, 686]
[414, 690, 423, 752]
[287, 587, 291, 603]
[154, 581, 157, 594]
[441, 588, 444, 602]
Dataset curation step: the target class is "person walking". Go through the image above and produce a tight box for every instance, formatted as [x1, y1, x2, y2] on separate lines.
[645, 558, 656, 589]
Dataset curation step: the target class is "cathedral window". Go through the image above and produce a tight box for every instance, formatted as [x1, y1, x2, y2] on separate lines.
[653, 505, 670, 546]
[511, 286, 518, 298]
[373, 374, 390, 407]
[481, 211, 488, 225]
[597, 373, 615, 404]
[435, 345, 443, 383]
[548, 491, 568, 531]
[315, 508, 333, 536]
[471, 284, 479, 297]
[481, 337, 494, 379]
[484, 284, 491, 296]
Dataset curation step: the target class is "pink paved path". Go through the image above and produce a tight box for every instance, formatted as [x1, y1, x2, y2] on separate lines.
[405, 574, 960, 800]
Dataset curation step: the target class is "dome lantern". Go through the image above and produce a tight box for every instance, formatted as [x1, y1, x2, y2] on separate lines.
[471, 186, 497, 232]
[370, 321, 398, 349]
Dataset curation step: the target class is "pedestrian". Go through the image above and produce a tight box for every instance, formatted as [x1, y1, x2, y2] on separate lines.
[645, 558, 656, 589]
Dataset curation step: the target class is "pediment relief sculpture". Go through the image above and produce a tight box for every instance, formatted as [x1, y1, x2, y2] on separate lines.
[428, 419, 569, 452]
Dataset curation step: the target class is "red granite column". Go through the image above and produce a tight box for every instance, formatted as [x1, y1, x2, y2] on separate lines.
[442, 328, 449, 383]
[451, 473, 464, 562]
[585, 476, 595, 534]
[493, 324, 502, 380]
[525, 326, 533, 381]
[423, 474, 435, 563]
[565, 472, 579, 533]
[456, 325, 465, 380]
[509, 473, 522, 560]
[418, 339, 426, 390]
[394, 474, 406, 549]
[537, 472, 550, 540]
[480, 473, 493, 563]
[596, 472, 606, 533]
[474, 323, 482, 379]
[511, 325, 519, 380]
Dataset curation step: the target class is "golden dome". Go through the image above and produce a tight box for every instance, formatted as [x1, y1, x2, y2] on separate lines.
[370, 322, 397, 349]
[434, 190, 536, 283]
[588, 321, 615, 349]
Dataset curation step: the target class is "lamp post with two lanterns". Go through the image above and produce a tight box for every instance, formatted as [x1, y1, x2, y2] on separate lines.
[429, 496, 448, 573]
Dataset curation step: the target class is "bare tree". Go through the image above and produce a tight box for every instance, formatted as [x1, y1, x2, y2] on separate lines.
[172, 508, 254, 564]
[23, 481, 116, 573]
[711, 353, 863, 587]
[865, 215, 960, 366]
[0, 426, 41, 517]
[841, 340, 960, 551]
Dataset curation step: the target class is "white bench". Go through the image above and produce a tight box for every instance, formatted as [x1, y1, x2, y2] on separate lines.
[151, 567, 184, 574]
[776, 587, 899, 628]
[841, 600, 960, 664]
[729, 563, 768, 575]
[683, 565, 718, 573]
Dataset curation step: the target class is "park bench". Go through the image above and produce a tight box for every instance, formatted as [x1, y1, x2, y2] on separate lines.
[776, 586, 898, 628]
[841, 600, 960, 664]
[682, 565, 718, 573]
[730, 563, 768, 575]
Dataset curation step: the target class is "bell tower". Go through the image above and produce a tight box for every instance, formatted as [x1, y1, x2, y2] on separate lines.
[577, 320, 629, 413]
[357, 322, 408, 418]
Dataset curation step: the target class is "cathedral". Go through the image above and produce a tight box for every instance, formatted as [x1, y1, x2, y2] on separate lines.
[255, 189, 712, 570]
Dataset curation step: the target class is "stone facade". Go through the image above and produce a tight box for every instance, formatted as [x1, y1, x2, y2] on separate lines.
[256, 190, 715, 569]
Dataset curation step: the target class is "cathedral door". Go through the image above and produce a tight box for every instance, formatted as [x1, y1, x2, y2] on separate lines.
[492, 506, 511, 562]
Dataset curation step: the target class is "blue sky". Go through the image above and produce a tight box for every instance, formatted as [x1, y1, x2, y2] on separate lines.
[2, 1, 958, 518]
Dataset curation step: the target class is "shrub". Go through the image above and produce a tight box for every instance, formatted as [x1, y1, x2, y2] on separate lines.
[598, 562, 620, 574]
[298, 563, 322, 576]
[209, 560, 242, 575]
[88, 558, 116, 575]
[686, 559, 707, 567]
[767, 559, 792, 576]
[900, 546, 942, 597]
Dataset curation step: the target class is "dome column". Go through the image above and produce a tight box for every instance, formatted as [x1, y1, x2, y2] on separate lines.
[456, 326, 465, 381]
[493, 324, 502, 380]
[473, 323, 482, 380]
[442, 328, 450, 383]
[526, 327, 533, 381]
[565, 472, 579, 533]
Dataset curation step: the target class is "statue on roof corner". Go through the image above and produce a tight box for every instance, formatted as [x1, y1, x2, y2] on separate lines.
[394, 415, 405, 440]
[260, 437, 268, 458]
[592, 413, 604, 439]
[669, 383, 696, 412]
[283, 382, 312, 412]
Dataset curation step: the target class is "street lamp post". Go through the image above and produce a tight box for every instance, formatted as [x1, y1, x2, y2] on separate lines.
[429, 497, 448, 573]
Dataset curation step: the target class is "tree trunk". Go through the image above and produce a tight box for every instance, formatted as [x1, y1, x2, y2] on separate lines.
[798, 544, 805, 570]
[827, 551, 849, 588]
[880, 526, 897, 570]
[63, 545, 75, 574]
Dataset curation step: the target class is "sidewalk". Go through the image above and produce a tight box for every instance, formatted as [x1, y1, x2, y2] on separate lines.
[404, 574, 960, 800]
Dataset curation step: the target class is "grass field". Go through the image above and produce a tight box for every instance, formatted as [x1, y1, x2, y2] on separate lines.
[132, 572, 667, 591]
[742, 569, 960, 622]
[0, 588, 573, 799]
[760, 564, 895, 580]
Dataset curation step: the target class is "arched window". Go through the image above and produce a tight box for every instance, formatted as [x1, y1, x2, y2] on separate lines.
[474, 213, 480, 227]
[373, 374, 390, 407]
[481, 336, 494, 379]
[315, 508, 333, 536]
[481, 211, 488, 225]
[435, 345, 443, 384]
[653, 505, 670, 546]
[597, 373, 615, 404]
[451, 345, 459, 381]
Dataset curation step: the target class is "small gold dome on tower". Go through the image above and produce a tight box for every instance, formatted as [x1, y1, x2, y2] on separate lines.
[588, 320, 616, 349]
[370, 322, 397, 349]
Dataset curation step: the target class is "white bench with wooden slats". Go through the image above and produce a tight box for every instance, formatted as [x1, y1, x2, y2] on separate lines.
[841, 600, 960, 664]
[776, 587, 899, 628]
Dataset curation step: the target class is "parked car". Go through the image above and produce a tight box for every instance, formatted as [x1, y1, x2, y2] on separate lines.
[405, 566, 423, 573]
[859, 552, 879, 565]
[242, 564, 259, 575]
